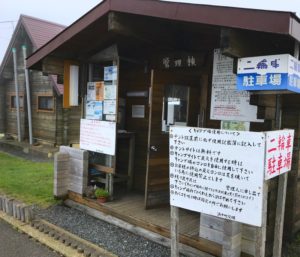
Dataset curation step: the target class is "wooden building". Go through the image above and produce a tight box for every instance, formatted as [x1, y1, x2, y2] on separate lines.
[0, 15, 81, 145]
[26, 1, 300, 256]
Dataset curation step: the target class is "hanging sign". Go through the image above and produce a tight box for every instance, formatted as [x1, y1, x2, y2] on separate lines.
[265, 130, 294, 180]
[210, 49, 262, 122]
[237, 54, 300, 93]
[80, 119, 116, 155]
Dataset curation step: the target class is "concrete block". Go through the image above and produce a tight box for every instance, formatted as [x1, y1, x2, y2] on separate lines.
[60, 146, 88, 160]
[6, 199, 14, 216]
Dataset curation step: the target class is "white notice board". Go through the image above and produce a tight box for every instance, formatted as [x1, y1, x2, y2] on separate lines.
[210, 49, 263, 122]
[170, 127, 265, 227]
[80, 119, 116, 155]
[265, 130, 294, 180]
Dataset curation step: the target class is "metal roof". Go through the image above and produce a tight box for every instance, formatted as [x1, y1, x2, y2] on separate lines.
[0, 15, 65, 95]
[27, 0, 300, 69]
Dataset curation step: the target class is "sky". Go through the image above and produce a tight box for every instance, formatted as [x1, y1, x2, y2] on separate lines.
[1, 0, 300, 62]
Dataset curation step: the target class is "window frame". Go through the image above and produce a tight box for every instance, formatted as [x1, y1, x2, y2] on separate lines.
[10, 94, 24, 111]
[37, 95, 55, 112]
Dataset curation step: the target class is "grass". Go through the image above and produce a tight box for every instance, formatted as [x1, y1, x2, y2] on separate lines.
[0, 152, 58, 207]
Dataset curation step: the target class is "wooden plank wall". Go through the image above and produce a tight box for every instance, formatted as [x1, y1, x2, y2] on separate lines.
[30, 71, 58, 143]
[119, 67, 151, 192]
[281, 95, 300, 240]
[0, 83, 5, 133]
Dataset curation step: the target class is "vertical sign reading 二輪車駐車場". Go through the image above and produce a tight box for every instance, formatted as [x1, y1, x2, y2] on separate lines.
[265, 130, 294, 180]
[169, 127, 265, 226]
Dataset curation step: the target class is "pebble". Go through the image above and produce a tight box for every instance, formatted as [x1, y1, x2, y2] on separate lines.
[37, 205, 181, 257]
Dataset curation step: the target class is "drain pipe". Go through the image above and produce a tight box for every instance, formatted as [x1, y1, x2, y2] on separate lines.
[12, 48, 21, 142]
[22, 45, 33, 145]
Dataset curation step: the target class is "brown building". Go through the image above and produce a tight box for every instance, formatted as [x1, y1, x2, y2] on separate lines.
[26, 1, 300, 256]
[0, 15, 81, 145]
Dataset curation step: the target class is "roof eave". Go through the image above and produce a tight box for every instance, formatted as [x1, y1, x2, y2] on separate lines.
[27, 0, 300, 69]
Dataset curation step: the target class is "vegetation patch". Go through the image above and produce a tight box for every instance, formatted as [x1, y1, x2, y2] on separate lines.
[0, 152, 57, 207]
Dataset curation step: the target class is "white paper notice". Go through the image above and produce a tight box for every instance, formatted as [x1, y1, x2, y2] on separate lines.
[170, 126, 265, 226]
[210, 49, 263, 122]
[103, 100, 116, 115]
[80, 119, 116, 155]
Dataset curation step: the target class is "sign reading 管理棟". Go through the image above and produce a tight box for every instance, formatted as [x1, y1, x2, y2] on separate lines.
[237, 54, 300, 93]
[265, 130, 294, 180]
[170, 127, 265, 226]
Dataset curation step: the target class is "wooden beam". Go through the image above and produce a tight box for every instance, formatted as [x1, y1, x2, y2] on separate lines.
[220, 29, 272, 58]
[108, 12, 177, 49]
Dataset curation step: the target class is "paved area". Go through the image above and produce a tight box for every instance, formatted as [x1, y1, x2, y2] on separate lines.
[0, 219, 62, 257]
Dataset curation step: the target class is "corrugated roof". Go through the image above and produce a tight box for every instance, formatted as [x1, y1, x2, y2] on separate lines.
[21, 15, 65, 49]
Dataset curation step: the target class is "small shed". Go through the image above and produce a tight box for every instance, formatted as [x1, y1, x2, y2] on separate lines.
[26, 1, 300, 256]
[0, 15, 81, 145]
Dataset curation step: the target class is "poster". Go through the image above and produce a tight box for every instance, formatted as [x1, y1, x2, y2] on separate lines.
[104, 66, 117, 81]
[265, 130, 294, 180]
[86, 101, 103, 120]
[80, 119, 116, 155]
[170, 127, 265, 226]
[210, 49, 263, 122]
[103, 100, 116, 115]
[87, 81, 104, 101]
[104, 82, 117, 100]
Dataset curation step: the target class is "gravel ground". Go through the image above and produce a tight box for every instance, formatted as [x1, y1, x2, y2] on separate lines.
[38, 204, 183, 257]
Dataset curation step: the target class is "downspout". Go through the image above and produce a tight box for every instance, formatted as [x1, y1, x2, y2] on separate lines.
[12, 48, 21, 142]
[22, 45, 33, 145]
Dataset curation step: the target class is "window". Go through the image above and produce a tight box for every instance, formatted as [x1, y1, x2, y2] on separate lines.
[10, 95, 24, 110]
[162, 85, 189, 132]
[38, 96, 54, 111]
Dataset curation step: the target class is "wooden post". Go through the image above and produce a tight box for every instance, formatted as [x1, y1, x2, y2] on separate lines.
[222, 221, 241, 257]
[272, 41, 299, 257]
[171, 205, 179, 257]
[273, 174, 288, 257]
[255, 181, 268, 257]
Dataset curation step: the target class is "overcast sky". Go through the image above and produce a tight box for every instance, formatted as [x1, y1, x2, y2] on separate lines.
[1, 0, 300, 62]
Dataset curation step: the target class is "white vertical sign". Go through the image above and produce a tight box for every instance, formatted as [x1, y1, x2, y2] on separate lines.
[265, 130, 294, 180]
